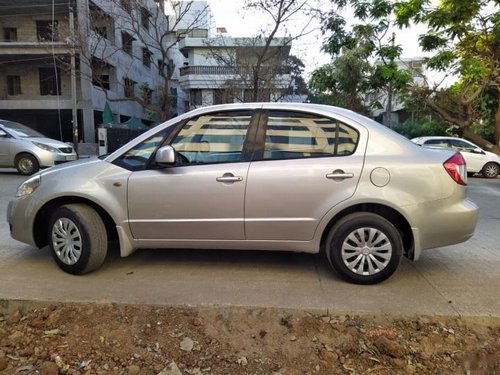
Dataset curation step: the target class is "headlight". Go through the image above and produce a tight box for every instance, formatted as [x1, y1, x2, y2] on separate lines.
[16, 175, 41, 197]
[33, 142, 59, 153]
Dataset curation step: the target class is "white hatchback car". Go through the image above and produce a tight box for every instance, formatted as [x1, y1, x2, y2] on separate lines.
[412, 136, 500, 178]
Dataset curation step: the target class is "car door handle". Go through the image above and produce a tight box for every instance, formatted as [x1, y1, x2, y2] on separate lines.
[216, 175, 243, 183]
[326, 170, 354, 180]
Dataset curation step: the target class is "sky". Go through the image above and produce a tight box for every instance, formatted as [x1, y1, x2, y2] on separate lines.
[205, 0, 434, 81]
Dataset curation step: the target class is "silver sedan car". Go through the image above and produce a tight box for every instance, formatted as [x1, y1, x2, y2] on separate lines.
[0, 119, 77, 175]
[7, 103, 478, 284]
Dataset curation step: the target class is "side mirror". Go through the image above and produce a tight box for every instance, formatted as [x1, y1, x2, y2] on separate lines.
[155, 145, 176, 164]
[473, 148, 485, 155]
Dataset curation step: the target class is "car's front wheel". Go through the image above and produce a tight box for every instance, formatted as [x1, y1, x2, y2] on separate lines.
[15, 153, 39, 175]
[482, 162, 499, 179]
[48, 204, 108, 274]
[326, 213, 402, 284]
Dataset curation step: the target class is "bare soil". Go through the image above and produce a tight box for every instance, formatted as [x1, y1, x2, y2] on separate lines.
[1, 303, 499, 374]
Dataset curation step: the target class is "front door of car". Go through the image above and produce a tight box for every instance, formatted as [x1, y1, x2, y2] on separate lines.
[0, 129, 11, 165]
[244, 110, 365, 241]
[126, 110, 256, 240]
[449, 139, 484, 172]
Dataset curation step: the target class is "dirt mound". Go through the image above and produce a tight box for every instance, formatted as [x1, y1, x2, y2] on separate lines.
[1, 304, 499, 374]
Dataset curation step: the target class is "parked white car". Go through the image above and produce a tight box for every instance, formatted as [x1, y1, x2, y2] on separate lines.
[412, 136, 500, 178]
[0, 119, 77, 175]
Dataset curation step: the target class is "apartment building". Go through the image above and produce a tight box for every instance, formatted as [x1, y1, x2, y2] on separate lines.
[178, 35, 293, 111]
[0, 0, 171, 143]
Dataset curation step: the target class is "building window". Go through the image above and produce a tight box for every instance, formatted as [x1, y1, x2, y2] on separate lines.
[176, 29, 208, 38]
[190, 89, 202, 106]
[158, 59, 165, 76]
[92, 58, 114, 91]
[124, 78, 136, 97]
[213, 89, 233, 105]
[93, 26, 108, 39]
[39, 67, 61, 96]
[142, 48, 151, 68]
[120, 0, 132, 14]
[141, 7, 150, 30]
[122, 32, 134, 55]
[93, 74, 110, 90]
[36, 20, 58, 42]
[3, 27, 17, 42]
[7, 75, 21, 95]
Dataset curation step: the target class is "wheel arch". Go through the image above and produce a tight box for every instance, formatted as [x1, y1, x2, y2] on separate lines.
[33, 196, 118, 249]
[14, 151, 41, 165]
[482, 161, 500, 177]
[320, 203, 414, 259]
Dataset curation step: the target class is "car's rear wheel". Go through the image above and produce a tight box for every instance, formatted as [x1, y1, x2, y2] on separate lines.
[482, 162, 499, 179]
[15, 153, 39, 175]
[48, 204, 108, 275]
[326, 213, 402, 284]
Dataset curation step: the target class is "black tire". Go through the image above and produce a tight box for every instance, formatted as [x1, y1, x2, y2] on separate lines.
[15, 153, 39, 175]
[326, 212, 402, 284]
[481, 162, 499, 179]
[48, 204, 108, 275]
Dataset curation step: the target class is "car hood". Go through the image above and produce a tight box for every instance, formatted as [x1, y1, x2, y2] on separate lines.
[28, 137, 73, 149]
[38, 156, 100, 176]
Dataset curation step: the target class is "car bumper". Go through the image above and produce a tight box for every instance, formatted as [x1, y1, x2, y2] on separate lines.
[37, 151, 77, 167]
[7, 196, 39, 247]
[411, 198, 478, 260]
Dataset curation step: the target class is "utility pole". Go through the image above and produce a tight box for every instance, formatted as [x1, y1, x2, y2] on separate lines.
[385, 32, 395, 128]
[69, 7, 79, 156]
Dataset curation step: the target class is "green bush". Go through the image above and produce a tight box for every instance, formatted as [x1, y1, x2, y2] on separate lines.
[392, 118, 450, 139]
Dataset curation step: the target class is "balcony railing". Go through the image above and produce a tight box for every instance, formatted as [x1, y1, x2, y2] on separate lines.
[179, 65, 291, 77]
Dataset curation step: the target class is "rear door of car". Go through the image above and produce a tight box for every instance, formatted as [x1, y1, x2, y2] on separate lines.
[126, 110, 259, 240]
[244, 109, 365, 241]
[448, 139, 484, 172]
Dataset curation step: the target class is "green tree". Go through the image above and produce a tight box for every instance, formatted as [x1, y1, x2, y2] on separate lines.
[310, 0, 413, 124]
[395, 0, 500, 153]
[309, 46, 372, 113]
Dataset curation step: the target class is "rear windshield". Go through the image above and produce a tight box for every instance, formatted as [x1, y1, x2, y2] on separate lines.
[0, 120, 45, 138]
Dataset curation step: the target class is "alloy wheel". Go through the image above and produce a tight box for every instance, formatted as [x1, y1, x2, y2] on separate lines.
[341, 227, 392, 276]
[51, 218, 83, 265]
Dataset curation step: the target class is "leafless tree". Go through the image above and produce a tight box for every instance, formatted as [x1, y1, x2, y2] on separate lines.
[205, 0, 314, 103]
[58, 0, 210, 122]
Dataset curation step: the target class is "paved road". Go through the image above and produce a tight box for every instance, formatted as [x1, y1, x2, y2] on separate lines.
[1, 169, 499, 316]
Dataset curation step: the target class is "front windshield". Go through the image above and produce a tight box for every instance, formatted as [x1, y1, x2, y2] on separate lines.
[0, 120, 46, 138]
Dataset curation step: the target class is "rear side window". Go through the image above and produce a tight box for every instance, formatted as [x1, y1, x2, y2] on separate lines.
[262, 111, 359, 160]
[424, 139, 449, 147]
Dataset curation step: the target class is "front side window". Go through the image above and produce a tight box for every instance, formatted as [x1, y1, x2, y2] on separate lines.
[449, 139, 475, 152]
[170, 111, 253, 165]
[262, 111, 359, 160]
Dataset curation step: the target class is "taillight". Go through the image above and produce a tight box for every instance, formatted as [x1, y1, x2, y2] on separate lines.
[443, 153, 467, 185]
